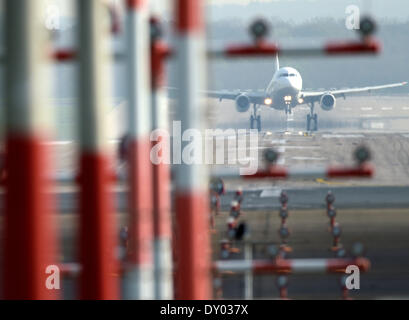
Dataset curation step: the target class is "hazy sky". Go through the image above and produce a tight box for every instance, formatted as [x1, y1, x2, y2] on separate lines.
[207, 0, 409, 23]
[41, 0, 409, 23]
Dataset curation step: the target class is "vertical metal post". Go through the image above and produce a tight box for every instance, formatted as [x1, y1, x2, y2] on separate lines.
[174, 0, 211, 299]
[77, 0, 119, 300]
[3, 0, 58, 300]
[150, 17, 173, 300]
[124, 0, 154, 299]
[244, 242, 253, 300]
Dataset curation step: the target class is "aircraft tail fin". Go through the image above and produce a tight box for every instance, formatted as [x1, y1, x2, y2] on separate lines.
[274, 53, 280, 73]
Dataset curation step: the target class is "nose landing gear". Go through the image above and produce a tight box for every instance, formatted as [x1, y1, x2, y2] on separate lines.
[250, 104, 261, 131]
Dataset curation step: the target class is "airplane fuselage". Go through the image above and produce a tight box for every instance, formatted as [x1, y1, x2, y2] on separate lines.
[265, 67, 303, 110]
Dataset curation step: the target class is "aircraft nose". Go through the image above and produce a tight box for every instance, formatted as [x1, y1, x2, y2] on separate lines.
[289, 77, 302, 91]
[278, 77, 292, 88]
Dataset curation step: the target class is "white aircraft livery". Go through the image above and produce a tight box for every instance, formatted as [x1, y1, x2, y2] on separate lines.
[206, 55, 407, 131]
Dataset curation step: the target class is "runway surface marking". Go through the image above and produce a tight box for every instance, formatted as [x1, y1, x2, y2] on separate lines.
[260, 188, 282, 198]
[292, 156, 327, 161]
[237, 157, 257, 163]
[315, 178, 350, 186]
[362, 114, 380, 118]
[236, 146, 274, 151]
[361, 107, 373, 111]
[269, 139, 287, 145]
[281, 146, 321, 150]
[368, 122, 385, 129]
[277, 157, 286, 165]
[322, 134, 364, 138]
[381, 107, 394, 111]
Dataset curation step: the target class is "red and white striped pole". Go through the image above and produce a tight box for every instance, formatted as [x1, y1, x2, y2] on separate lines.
[212, 163, 374, 180]
[77, 0, 119, 300]
[214, 257, 370, 275]
[124, 0, 154, 299]
[150, 17, 173, 300]
[3, 0, 58, 299]
[174, 0, 212, 299]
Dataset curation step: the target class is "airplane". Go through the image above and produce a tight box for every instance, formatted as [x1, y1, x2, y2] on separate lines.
[206, 55, 407, 131]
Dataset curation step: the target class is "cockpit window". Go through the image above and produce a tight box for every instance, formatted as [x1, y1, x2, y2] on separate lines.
[279, 73, 296, 77]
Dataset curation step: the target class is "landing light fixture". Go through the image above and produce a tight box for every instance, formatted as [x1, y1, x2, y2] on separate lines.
[264, 97, 273, 105]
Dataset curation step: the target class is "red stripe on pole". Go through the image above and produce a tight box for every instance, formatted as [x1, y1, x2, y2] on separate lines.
[151, 41, 172, 89]
[326, 258, 371, 273]
[244, 166, 288, 179]
[327, 163, 374, 178]
[3, 135, 58, 299]
[214, 257, 371, 275]
[176, 0, 203, 32]
[78, 152, 119, 300]
[52, 49, 77, 62]
[127, 0, 146, 9]
[252, 259, 292, 274]
[325, 40, 380, 55]
[127, 139, 154, 264]
[174, 192, 211, 299]
[225, 43, 279, 57]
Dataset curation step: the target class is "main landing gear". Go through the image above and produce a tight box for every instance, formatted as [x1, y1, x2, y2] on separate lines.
[250, 104, 261, 132]
[306, 102, 318, 131]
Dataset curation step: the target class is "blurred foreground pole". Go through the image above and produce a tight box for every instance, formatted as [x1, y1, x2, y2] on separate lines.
[3, 0, 58, 299]
[174, 0, 211, 299]
[77, 0, 119, 299]
[244, 242, 253, 300]
[150, 17, 173, 300]
[123, 0, 154, 299]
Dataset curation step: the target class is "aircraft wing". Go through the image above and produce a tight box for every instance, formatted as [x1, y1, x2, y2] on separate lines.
[167, 87, 267, 105]
[300, 81, 407, 104]
[205, 90, 267, 105]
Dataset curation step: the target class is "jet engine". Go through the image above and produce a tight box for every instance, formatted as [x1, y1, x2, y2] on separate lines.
[235, 94, 251, 113]
[320, 93, 336, 111]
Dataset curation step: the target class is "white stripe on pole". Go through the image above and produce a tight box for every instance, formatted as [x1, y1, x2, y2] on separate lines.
[154, 238, 173, 299]
[291, 259, 327, 273]
[78, 1, 111, 153]
[215, 260, 253, 272]
[152, 83, 173, 299]
[174, 35, 208, 192]
[127, 5, 151, 140]
[6, 1, 53, 135]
